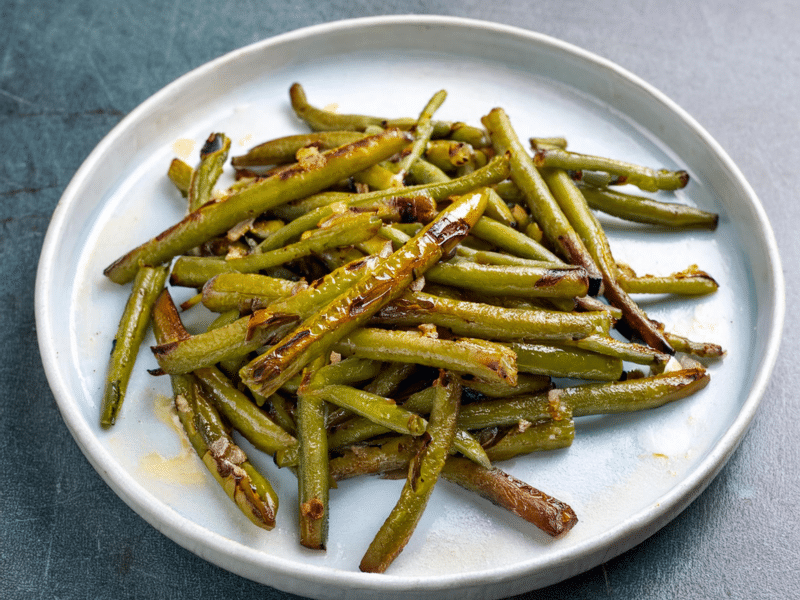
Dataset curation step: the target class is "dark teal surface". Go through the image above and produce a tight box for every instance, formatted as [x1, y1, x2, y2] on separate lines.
[3, 1, 798, 598]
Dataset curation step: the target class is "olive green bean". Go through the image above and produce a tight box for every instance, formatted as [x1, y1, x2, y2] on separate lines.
[296, 358, 331, 550]
[440, 457, 577, 537]
[481, 108, 603, 290]
[542, 167, 674, 354]
[511, 342, 624, 381]
[239, 189, 490, 398]
[553, 367, 710, 416]
[579, 184, 718, 229]
[101, 264, 169, 427]
[194, 366, 297, 456]
[270, 154, 508, 220]
[169, 212, 382, 286]
[616, 263, 719, 296]
[188, 133, 230, 212]
[334, 327, 517, 386]
[533, 147, 689, 192]
[289, 82, 489, 147]
[424, 261, 589, 299]
[104, 128, 411, 284]
[460, 373, 552, 398]
[168, 158, 192, 197]
[232, 131, 366, 167]
[200, 272, 307, 314]
[301, 384, 427, 437]
[484, 418, 575, 462]
[471, 215, 561, 263]
[360, 371, 461, 573]
[371, 290, 609, 341]
[457, 393, 570, 431]
[395, 89, 447, 179]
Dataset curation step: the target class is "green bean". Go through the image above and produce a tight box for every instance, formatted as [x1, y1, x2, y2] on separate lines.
[150, 312, 294, 375]
[457, 393, 570, 431]
[189, 383, 280, 529]
[238, 188, 490, 398]
[482, 186, 518, 228]
[578, 184, 718, 229]
[371, 290, 609, 341]
[454, 245, 555, 267]
[424, 139, 473, 172]
[167, 158, 192, 197]
[271, 154, 508, 221]
[481, 108, 603, 290]
[329, 435, 423, 481]
[334, 327, 517, 386]
[542, 167, 674, 354]
[529, 136, 568, 150]
[395, 90, 448, 179]
[169, 212, 382, 286]
[471, 215, 561, 263]
[152, 255, 382, 375]
[533, 147, 689, 192]
[302, 384, 427, 437]
[104, 128, 411, 284]
[101, 264, 169, 427]
[296, 358, 331, 550]
[289, 82, 489, 147]
[363, 361, 417, 397]
[440, 457, 577, 537]
[424, 261, 590, 299]
[188, 133, 231, 212]
[360, 371, 461, 573]
[616, 263, 719, 296]
[175, 381, 279, 529]
[555, 334, 671, 366]
[352, 163, 404, 190]
[200, 272, 307, 314]
[664, 332, 725, 359]
[511, 342, 624, 381]
[460, 373, 552, 398]
[553, 366, 710, 416]
[194, 366, 297, 456]
[309, 356, 384, 388]
[324, 385, 491, 469]
[408, 158, 451, 184]
[255, 193, 436, 254]
[232, 131, 366, 167]
[382, 223, 544, 269]
[484, 418, 575, 462]
[153, 296, 279, 530]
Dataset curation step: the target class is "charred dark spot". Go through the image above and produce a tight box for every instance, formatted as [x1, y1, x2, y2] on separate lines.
[348, 287, 390, 317]
[392, 195, 437, 223]
[300, 497, 325, 520]
[276, 329, 312, 353]
[534, 269, 568, 289]
[678, 170, 690, 188]
[147, 368, 166, 376]
[200, 133, 224, 158]
[278, 163, 307, 180]
[425, 218, 470, 253]
[328, 134, 376, 159]
[344, 257, 369, 272]
[150, 340, 178, 357]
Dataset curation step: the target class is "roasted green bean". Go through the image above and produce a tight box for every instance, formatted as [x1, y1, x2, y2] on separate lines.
[101, 264, 169, 427]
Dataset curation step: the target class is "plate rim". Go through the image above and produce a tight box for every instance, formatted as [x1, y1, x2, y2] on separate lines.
[34, 13, 786, 598]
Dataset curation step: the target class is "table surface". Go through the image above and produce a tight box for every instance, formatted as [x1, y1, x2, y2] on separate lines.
[3, 1, 798, 598]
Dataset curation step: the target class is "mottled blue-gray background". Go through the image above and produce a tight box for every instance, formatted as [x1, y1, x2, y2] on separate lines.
[2, 1, 798, 598]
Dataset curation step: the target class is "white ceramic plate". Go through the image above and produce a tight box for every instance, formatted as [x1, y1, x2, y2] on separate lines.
[35, 15, 784, 600]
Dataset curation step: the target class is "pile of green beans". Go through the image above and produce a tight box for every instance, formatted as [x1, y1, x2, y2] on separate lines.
[100, 83, 724, 573]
